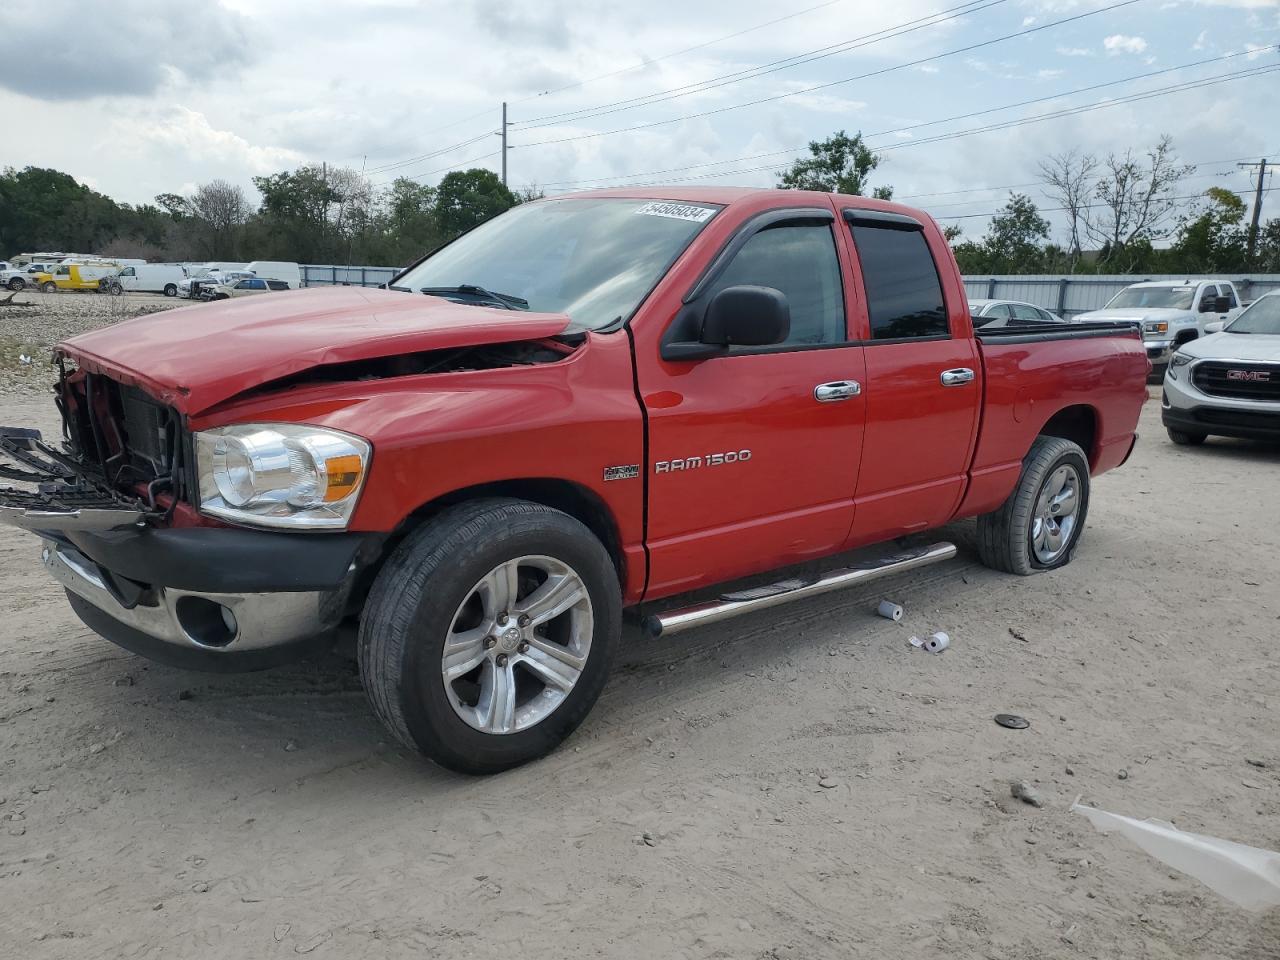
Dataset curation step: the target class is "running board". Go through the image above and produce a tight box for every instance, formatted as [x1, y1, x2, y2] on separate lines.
[643, 541, 957, 638]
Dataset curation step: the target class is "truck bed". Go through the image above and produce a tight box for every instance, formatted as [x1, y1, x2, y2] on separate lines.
[974, 319, 1142, 343]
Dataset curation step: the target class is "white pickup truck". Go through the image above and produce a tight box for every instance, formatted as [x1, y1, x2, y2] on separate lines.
[1075, 279, 1244, 373]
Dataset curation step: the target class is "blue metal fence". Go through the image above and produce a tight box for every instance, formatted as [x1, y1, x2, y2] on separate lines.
[301, 264, 400, 288]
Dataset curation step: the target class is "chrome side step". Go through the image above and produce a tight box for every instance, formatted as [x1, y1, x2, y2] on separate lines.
[643, 541, 957, 638]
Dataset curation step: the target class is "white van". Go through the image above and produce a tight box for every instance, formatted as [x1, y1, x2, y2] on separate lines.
[244, 261, 301, 288]
[113, 264, 186, 297]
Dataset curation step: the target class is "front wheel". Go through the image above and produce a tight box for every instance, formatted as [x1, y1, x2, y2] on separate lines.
[6, 277, 23, 291]
[41, 281, 56, 293]
[977, 436, 1090, 576]
[163, 283, 177, 297]
[359, 499, 621, 774]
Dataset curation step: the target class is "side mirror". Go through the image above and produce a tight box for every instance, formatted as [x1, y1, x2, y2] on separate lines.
[701, 285, 790, 347]
[1203, 320, 1226, 334]
[1213, 295, 1232, 313]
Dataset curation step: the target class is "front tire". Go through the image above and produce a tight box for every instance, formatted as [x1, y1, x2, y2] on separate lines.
[359, 499, 621, 774]
[41, 281, 56, 293]
[1167, 428, 1206, 446]
[163, 283, 177, 297]
[6, 277, 23, 291]
[977, 436, 1090, 576]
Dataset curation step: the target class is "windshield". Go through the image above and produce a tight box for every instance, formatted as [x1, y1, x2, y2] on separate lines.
[1105, 286, 1194, 310]
[393, 198, 721, 330]
[1226, 295, 1280, 335]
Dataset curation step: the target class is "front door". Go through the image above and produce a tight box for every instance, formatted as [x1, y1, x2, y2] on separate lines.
[841, 211, 982, 547]
[639, 211, 867, 597]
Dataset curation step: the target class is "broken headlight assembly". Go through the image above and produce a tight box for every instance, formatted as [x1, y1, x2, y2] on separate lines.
[195, 424, 370, 530]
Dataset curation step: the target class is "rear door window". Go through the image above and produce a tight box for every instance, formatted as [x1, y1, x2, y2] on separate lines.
[1010, 303, 1044, 322]
[847, 221, 948, 340]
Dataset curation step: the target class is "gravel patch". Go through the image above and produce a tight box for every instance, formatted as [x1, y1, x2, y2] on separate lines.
[0, 290, 188, 398]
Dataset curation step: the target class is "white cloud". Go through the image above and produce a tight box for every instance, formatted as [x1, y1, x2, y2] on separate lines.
[1056, 46, 1093, 57]
[1244, 42, 1272, 58]
[917, 64, 941, 73]
[1022, 15, 1037, 25]
[1037, 68, 1065, 79]
[104, 107, 303, 175]
[1192, 30, 1209, 50]
[1104, 34, 1149, 55]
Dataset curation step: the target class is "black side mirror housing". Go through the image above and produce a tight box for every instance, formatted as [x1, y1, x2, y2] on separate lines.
[1213, 295, 1232, 313]
[660, 284, 791, 361]
[702, 285, 790, 347]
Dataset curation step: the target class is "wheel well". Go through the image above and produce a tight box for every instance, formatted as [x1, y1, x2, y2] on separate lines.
[1175, 329, 1198, 344]
[1038, 405, 1098, 465]
[354, 479, 627, 612]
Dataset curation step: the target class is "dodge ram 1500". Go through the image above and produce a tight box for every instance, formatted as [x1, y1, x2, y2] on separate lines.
[0, 188, 1149, 773]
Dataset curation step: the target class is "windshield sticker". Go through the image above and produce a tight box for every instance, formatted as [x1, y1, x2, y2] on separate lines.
[634, 201, 716, 223]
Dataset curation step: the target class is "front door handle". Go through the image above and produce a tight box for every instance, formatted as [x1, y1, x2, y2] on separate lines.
[814, 380, 862, 402]
[940, 368, 975, 387]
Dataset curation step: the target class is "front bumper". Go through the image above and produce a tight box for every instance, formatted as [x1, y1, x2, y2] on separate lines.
[1162, 367, 1280, 442]
[1143, 339, 1174, 366]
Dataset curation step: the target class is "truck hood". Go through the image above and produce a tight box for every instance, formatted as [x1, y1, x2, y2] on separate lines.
[1180, 331, 1280, 362]
[59, 286, 573, 414]
[1074, 307, 1192, 323]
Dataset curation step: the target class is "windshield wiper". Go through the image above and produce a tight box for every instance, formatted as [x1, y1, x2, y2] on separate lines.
[420, 284, 529, 310]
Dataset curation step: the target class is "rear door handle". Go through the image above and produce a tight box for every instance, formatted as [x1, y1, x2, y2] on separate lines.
[814, 380, 861, 402]
[940, 368, 975, 387]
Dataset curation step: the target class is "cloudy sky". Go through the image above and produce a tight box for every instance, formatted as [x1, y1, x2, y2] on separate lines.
[1, 0, 1276, 240]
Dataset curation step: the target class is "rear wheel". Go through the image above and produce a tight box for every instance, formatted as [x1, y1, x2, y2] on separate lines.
[977, 436, 1090, 576]
[1167, 428, 1206, 446]
[359, 499, 621, 774]
[41, 281, 56, 293]
[6, 277, 23, 291]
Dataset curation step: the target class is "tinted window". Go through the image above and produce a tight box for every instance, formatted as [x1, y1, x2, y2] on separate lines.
[849, 225, 948, 340]
[1222, 285, 1238, 308]
[1010, 303, 1043, 321]
[267, 280, 289, 290]
[706, 222, 845, 346]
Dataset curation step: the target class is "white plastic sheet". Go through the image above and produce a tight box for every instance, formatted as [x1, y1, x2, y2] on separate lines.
[1072, 800, 1280, 912]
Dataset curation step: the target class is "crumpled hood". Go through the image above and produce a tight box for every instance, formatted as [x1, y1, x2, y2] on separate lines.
[1180, 331, 1280, 362]
[59, 287, 572, 414]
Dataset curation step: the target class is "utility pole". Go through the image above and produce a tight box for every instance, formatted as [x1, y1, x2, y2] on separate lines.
[500, 102, 509, 186]
[1238, 158, 1268, 264]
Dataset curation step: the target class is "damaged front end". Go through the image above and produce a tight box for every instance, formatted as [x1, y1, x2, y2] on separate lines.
[0, 358, 182, 533]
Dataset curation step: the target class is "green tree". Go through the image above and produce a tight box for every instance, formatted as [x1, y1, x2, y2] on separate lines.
[983, 193, 1050, 272]
[1170, 187, 1247, 272]
[777, 131, 891, 197]
[434, 169, 517, 237]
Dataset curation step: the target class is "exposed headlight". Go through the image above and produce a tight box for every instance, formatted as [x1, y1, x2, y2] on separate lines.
[1167, 351, 1194, 380]
[1143, 320, 1169, 334]
[195, 424, 370, 529]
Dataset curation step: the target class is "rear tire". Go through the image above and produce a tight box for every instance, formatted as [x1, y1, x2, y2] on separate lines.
[163, 283, 177, 297]
[358, 499, 621, 774]
[1166, 428, 1206, 446]
[977, 436, 1090, 576]
[41, 281, 56, 293]
[6, 277, 23, 291]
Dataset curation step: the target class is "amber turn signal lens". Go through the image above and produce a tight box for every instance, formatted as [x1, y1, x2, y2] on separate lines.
[323, 454, 364, 502]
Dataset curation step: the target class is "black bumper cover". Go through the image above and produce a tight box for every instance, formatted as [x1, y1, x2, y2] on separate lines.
[51, 526, 386, 594]
[1162, 405, 1280, 442]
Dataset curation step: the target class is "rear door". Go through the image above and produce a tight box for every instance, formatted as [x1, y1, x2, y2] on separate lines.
[840, 209, 982, 547]
[640, 206, 867, 597]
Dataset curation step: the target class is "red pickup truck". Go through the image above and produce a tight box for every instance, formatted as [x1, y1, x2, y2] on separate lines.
[0, 188, 1147, 772]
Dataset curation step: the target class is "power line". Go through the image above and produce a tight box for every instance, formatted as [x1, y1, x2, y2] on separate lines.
[365, 130, 495, 176]
[515, 0, 1007, 129]
[369, 150, 501, 188]
[508, 0, 850, 106]
[515, 0, 1145, 148]
[542, 48, 1269, 189]
[931, 185, 1275, 221]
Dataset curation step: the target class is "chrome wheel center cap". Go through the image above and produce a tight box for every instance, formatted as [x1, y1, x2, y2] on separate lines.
[497, 626, 521, 652]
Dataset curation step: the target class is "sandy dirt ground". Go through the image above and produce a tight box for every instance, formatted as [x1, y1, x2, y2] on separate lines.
[1, 313, 1278, 957]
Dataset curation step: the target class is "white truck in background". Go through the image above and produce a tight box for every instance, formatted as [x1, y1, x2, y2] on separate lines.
[108, 264, 186, 297]
[1075, 279, 1245, 374]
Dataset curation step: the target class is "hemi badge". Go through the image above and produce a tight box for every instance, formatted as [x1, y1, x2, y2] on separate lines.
[603, 464, 640, 481]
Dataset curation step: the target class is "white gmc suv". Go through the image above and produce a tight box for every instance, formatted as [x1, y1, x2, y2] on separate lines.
[1076, 280, 1244, 375]
[1162, 291, 1280, 446]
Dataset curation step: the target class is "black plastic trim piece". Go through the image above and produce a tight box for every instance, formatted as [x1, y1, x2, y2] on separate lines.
[57, 527, 385, 593]
[842, 208, 924, 231]
[976, 321, 1141, 345]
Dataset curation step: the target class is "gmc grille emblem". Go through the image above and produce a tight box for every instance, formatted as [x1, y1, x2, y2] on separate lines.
[1227, 370, 1271, 382]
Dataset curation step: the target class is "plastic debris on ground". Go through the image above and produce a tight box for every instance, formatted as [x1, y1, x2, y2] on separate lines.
[1071, 799, 1280, 912]
[876, 600, 904, 622]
